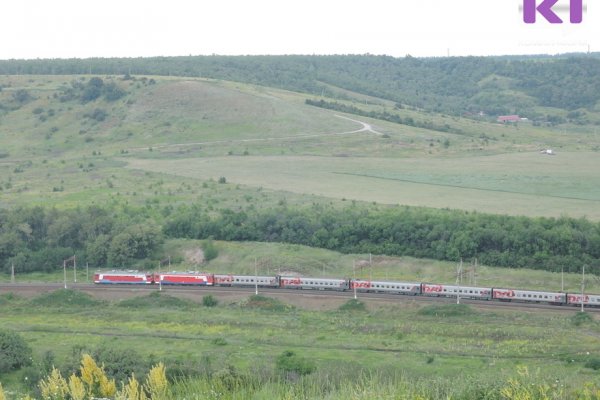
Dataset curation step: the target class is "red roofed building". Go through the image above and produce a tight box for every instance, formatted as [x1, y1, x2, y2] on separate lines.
[497, 115, 521, 123]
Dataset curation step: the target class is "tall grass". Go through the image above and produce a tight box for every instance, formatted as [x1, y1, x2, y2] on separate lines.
[169, 368, 576, 399]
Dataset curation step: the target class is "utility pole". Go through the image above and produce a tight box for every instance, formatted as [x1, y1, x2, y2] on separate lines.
[561, 266, 564, 292]
[255, 258, 258, 295]
[11, 263, 15, 283]
[158, 261, 162, 292]
[456, 259, 462, 305]
[581, 265, 586, 313]
[74, 255, 77, 283]
[63, 260, 67, 289]
[353, 260, 357, 300]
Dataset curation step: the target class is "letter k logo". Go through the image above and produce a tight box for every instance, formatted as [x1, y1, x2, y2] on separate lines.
[523, 0, 583, 23]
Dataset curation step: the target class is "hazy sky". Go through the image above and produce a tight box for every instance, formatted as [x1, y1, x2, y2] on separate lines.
[1, 0, 597, 60]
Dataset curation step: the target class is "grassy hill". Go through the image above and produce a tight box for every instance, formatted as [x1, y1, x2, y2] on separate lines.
[3, 54, 600, 119]
[1, 73, 600, 219]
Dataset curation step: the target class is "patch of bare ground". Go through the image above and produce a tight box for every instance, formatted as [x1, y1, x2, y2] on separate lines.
[184, 248, 205, 265]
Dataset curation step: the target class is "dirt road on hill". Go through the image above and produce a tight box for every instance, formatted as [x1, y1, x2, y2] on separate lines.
[128, 114, 382, 151]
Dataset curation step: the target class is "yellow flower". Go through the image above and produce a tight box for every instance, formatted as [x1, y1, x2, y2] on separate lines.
[118, 374, 148, 400]
[145, 363, 168, 400]
[68, 374, 86, 400]
[39, 367, 69, 400]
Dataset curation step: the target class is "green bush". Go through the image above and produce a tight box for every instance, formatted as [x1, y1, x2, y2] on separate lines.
[571, 311, 593, 326]
[275, 350, 316, 377]
[201, 240, 218, 262]
[338, 299, 366, 312]
[92, 346, 147, 383]
[242, 295, 291, 312]
[211, 337, 227, 346]
[0, 329, 32, 373]
[202, 294, 218, 307]
[585, 358, 600, 370]
[84, 107, 108, 121]
[417, 304, 474, 317]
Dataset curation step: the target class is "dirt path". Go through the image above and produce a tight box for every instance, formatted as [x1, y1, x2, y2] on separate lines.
[128, 114, 382, 151]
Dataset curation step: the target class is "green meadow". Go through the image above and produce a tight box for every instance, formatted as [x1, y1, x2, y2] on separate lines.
[2, 74, 600, 220]
[1, 289, 600, 398]
[126, 151, 600, 219]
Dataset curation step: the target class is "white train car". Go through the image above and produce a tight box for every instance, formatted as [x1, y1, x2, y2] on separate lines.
[421, 283, 492, 300]
[492, 288, 566, 304]
[94, 271, 153, 284]
[214, 274, 279, 288]
[566, 293, 600, 307]
[280, 276, 349, 291]
[351, 279, 420, 295]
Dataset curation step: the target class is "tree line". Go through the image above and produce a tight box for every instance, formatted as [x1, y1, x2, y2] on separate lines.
[305, 99, 461, 134]
[2, 204, 599, 274]
[164, 204, 600, 273]
[0, 206, 162, 273]
[1, 54, 599, 118]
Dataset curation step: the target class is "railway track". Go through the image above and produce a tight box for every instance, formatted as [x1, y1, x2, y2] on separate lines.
[1, 282, 596, 314]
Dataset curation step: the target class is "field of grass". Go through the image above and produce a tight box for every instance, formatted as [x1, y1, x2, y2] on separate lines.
[2, 74, 600, 221]
[0, 289, 599, 398]
[125, 151, 600, 219]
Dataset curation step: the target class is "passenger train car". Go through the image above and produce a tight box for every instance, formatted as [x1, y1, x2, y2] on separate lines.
[94, 271, 153, 284]
[214, 274, 279, 288]
[93, 270, 598, 308]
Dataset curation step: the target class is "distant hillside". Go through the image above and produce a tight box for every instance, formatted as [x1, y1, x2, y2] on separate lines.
[2, 54, 600, 121]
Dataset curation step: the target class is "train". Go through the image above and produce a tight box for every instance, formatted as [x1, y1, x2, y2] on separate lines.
[93, 270, 600, 308]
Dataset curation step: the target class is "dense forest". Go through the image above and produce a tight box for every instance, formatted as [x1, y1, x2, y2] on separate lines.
[2, 204, 599, 274]
[1, 54, 600, 117]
